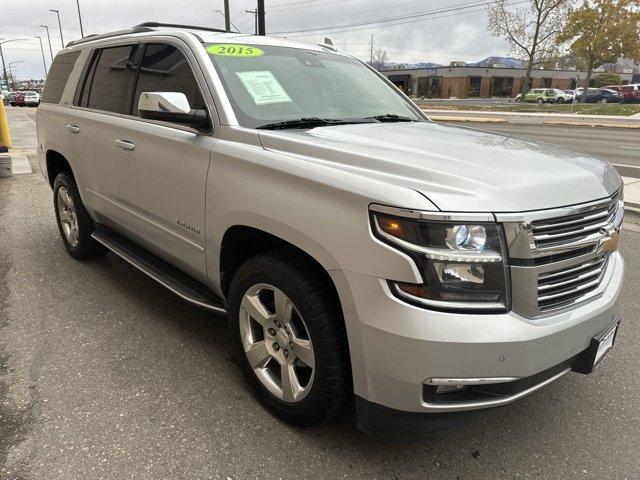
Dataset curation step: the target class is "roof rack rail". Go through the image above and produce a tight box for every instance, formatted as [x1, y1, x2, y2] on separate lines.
[65, 22, 235, 48]
[134, 22, 235, 34]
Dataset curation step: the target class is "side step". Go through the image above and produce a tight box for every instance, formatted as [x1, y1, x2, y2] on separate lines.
[92, 228, 226, 314]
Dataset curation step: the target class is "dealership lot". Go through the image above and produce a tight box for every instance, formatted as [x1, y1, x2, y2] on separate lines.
[2, 111, 640, 479]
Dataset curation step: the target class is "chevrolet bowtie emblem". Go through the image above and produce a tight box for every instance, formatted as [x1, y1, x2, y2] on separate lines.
[599, 227, 619, 254]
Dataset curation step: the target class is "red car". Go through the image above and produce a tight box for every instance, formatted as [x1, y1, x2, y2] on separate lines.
[13, 93, 25, 107]
[604, 84, 640, 104]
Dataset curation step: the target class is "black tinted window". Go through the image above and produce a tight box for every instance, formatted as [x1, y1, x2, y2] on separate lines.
[133, 44, 205, 116]
[41, 51, 81, 104]
[86, 45, 137, 113]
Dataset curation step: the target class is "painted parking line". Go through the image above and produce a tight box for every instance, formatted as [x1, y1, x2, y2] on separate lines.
[612, 163, 640, 169]
[619, 147, 640, 151]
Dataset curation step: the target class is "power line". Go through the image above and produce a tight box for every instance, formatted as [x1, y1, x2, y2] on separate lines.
[273, 0, 528, 38]
[271, 0, 521, 35]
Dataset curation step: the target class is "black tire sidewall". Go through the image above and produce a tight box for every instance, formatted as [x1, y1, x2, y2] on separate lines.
[227, 251, 350, 426]
[53, 172, 104, 259]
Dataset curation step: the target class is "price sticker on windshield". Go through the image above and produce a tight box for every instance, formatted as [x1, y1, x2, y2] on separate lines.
[207, 44, 265, 57]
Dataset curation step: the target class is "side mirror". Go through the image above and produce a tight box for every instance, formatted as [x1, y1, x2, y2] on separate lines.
[138, 92, 210, 130]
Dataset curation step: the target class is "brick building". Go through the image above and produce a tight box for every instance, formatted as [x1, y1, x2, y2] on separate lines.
[381, 65, 634, 98]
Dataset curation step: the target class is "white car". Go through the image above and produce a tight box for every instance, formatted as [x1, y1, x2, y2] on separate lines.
[23, 91, 41, 107]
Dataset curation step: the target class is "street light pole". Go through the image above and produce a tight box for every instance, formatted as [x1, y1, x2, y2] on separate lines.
[50, 9, 64, 48]
[36, 36, 48, 76]
[246, 9, 258, 35]
[223, 0, 231, 31]
[257, 0, 265, 35]
[76, 0, 84, 38]
[41, 25, 54, 61]
[0, 39, 29, 83]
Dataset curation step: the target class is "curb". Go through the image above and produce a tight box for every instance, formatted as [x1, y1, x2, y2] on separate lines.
[543, 120, 640, 129]
[427, 115, 507, 123]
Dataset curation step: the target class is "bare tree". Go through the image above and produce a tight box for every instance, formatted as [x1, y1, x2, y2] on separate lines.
[488, 0, 571, 97]
[370, 49, 390, 71]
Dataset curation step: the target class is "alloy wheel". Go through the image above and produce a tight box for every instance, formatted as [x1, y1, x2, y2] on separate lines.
[239, 283, 315, 403]
[57, 186, 79, 247]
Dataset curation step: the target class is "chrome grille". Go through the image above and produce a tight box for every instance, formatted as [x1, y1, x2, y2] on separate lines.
[531, 200, 616, 249]
[537, 255, 608, 311]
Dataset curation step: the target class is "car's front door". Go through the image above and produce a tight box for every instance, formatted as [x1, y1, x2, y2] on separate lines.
[109, 41, 217, 283]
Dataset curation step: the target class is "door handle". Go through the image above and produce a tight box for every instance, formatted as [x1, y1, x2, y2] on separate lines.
[115, 139, 135, 151]
[67, 124, 80, 134]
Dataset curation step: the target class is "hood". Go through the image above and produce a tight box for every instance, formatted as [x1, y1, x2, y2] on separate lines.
[258, 122, 621, 213]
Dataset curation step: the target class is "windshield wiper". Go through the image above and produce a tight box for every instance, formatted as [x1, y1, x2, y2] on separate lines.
[257, 117, 375, 130]
[363, 114, 420, 123]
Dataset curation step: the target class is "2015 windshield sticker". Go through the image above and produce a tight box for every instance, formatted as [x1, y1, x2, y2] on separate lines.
[236, 71, 293, 105]
[207, 44, 265, 57]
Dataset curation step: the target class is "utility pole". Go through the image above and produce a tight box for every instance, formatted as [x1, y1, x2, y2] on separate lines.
[41, 25, 54, 61]
[257, 0, 265, 36]
[76, 0, 84, 37]
[246, 9, 258, 35]
[223, 0, 231, 31]
[0, 39, 28, 83]
[369, 35, 374, 64]
[50, 9, 64, 48]
[36, 36, 48, 76]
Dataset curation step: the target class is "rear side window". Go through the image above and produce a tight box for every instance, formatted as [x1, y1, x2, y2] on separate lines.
[41, 51, 81, 104]
[132, 44, 206, 116]
[81, 45, 138, 113]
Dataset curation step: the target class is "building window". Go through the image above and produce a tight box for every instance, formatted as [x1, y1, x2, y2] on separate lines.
[468, 77, 481, 97]
[570, 78, 578, 89]
[542, 78, 552, 88]
[490, 77, 514, 97]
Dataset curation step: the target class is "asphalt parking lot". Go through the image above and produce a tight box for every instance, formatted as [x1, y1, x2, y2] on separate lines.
[1, 114, 640, 479]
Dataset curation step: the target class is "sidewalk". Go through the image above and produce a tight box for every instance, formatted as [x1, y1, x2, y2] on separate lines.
[5, 107, 36, 174]
[423, 109, 640, 128]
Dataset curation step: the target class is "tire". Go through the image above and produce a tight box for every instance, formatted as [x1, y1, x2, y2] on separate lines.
[537, 98, 544, 105]
[53, 172, 106, 259]
[557, 98, 564, 104]
[600, 97, 607, 104]
[228, 249, 351, 426]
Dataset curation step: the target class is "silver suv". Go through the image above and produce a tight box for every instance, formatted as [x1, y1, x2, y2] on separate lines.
[37, 23, 624, 437]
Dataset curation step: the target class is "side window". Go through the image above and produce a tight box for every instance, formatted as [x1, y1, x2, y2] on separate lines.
[85, 45, 138, 113]
[133, 43, 206, 117]
[41, 51, 81, 104]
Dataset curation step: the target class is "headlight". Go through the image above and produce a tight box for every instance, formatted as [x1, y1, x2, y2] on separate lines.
[372, 210, 509, 312]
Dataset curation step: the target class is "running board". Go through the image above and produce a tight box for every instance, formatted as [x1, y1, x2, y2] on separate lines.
[92, 228, 226, 314]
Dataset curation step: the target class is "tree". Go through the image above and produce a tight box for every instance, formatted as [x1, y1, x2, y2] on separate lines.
[488, 0, 571, 97]
[370, 49, 390, 71]
[558, 0, 640, 102]
[594, 72, 622, 86]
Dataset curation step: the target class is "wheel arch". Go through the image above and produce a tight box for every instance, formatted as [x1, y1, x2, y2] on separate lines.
[45, 149, 73, 187]
[219, 225, 341, 309]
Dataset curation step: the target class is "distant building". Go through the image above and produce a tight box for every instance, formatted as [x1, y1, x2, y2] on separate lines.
[381, 64, 634, 98]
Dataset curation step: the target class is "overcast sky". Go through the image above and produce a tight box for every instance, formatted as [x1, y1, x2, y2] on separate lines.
[0, 0, 510, 80]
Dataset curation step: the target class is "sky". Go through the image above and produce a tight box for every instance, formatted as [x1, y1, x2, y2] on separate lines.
[0, 0, 511, 80]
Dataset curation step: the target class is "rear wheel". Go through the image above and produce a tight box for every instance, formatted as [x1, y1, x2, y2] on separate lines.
[600, 97, 608, 104]
[53, 172, 106, 259]
[537, 98, 544, 105]
[557, 98, 565, 104]
[228, 249, 351, 426]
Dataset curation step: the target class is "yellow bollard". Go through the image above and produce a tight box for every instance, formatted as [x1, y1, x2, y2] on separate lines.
[0, 100, 12, 148]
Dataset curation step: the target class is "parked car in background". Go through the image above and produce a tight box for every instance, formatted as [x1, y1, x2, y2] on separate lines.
[13, 92, 26, 107]
[23, 91, 41, 107]
[604, 85, 640, 104]
[574, 88, 623, 104]
[524, 88, 561, 104]
[549, 88, 573, 103]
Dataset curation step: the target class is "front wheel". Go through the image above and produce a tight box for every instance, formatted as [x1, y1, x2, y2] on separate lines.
[228, 249, 351, 426]
[53, 172, 106, 259]
[556, 98, 565, 104]
[600, 97, 608, 104]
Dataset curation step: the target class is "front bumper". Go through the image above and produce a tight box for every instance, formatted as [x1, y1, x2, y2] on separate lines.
[330, 251, 624, 420]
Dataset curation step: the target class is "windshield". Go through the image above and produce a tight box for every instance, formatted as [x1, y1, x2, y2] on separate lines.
[206, 43, 422, 128]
